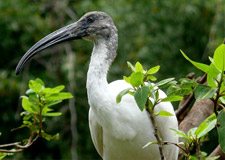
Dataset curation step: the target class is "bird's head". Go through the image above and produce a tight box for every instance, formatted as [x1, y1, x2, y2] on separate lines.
[15, 11, 117, 75]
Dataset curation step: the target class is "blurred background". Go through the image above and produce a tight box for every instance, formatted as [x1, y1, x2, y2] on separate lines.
[0, 0, 224, 159]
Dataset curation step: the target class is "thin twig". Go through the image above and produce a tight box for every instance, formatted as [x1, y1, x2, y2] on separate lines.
[217, 102, 225, 110]
[0, 148, 23, 153]
[0, 142, 21, 148]
[196, 139, 202, 160]
[146, 99, 165, 160]
[163, 141, 187, 153]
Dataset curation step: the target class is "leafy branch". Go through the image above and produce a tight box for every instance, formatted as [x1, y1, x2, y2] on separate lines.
[0, 78, 73, 159]
[180, 42, 225, 157]
[117, 62, 182, 160]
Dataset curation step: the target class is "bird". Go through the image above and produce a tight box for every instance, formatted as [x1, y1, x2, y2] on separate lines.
[16, 11, 179, 160]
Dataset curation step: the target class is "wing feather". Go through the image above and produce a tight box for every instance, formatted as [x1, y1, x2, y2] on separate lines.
[89, 108, 103, 157]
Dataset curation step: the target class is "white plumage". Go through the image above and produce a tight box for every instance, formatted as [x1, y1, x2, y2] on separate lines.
[87, 30, 178, 159]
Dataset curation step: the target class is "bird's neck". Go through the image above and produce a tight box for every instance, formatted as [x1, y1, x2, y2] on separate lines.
[87, 37, 117, 88]
[86, 36, 117, 106]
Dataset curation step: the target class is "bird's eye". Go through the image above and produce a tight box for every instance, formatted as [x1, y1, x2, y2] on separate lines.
[87, 16, 95, 23]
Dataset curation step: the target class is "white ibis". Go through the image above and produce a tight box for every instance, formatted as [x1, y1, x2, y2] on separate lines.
[16, 11, 178, 160]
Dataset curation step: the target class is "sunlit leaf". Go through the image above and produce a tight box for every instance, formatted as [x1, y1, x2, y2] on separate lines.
[147, 65, 160, 74]
[45, 100, 62, 107]
[187, 127, 198, 138]
[29, 80, 42, 93]
[134, 86, 149, 111]
[35, 78, 45, 86]
[127, 61, 135, 72]
[180, 50, 210, 73]
[213, 44, 225, 70]
[0, 152, 7, 160]
[206, 156, 220, 160]
[135, 62, 143, 73]
[123, 76, 130, 83]
[22, 97, 38, 113]
[42, 112, 62, 117]
[147, 75, 157, 81]
[161, 96, 183, 102]
[194, 113, 216, 138]
[170, 128, 190, 140]
[155, 111, 174, 117]
[129, 72, 144, 87]
[46, 92, 73, 101]
[42, 85, 65, 94]
[142, 141, 158, 149]
[207, 63, 221, 88]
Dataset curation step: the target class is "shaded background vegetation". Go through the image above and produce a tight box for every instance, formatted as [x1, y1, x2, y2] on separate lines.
[0, 0, 224, 159]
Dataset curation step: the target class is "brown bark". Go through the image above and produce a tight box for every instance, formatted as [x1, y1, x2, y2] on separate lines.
[179, 99, 214, 133]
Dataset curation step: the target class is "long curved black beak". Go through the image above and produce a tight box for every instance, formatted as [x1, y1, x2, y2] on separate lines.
[15, 21, 88, 75]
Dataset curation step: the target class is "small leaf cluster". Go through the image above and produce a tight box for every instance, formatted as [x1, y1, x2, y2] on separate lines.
[181, 42, 225, 153]
[18, 78, 73, 140]
[170, 113, 218, 159]
[117, 62, 182, 115]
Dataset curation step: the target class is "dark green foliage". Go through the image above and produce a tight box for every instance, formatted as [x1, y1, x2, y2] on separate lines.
[217, 110, 225, 153]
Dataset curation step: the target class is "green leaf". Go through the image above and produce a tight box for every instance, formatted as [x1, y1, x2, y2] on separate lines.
[206, 156, 220, 160]
[179, 78, 198, 89]
[142, 141, 158, 149]
[42, 132, 60, 141]
[155, 78, 175, 88]
[167, 85, 192, 97]
[135, 62, 143, 72]
[42, 85, 65, 94]
[29, 79, 43, 93]
[207, 63, 221, 88]
[155, 111, 174, 117]
[134, 86, 150, 111]
[194, 113, 216, 138]
[147, 75, 157, 81]
[194, 84, 217, 102]
[213, 44, 225, 70]
[35, 78, 45, 86]
[148, 100, 154, 110]
[22, 97, 37, 113]
[187, 127, 198, 138]
[161, 96, 183, 102]
[180, 50, 210, 73]
[116, 88, 132, 103]
[170, 128, 190, 140]
[217, 110, 225, 153]
[0, 152, 7, 160]
[127, 61, 135, 72]
[46, 92, 73, 101]
[123, 76, 130, 83]
[45, 100, 62, 107]
[147, 65, 160, 74]
[42, 112, 62, 117]
[129, 72, 144, 87]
